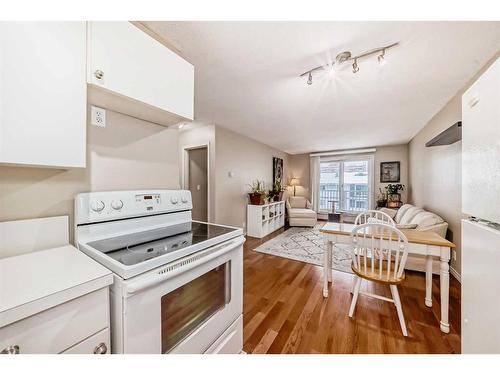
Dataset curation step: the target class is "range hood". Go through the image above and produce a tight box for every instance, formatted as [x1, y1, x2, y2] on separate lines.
[425, 121, 462, 147]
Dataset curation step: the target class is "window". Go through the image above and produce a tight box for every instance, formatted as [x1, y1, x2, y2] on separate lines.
[319, 157, 372, 213]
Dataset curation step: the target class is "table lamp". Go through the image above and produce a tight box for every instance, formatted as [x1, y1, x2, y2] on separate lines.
[289, 178, 300, 196]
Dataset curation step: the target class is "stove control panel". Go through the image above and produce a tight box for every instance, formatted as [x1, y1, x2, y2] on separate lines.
[75, 190, 193, 225]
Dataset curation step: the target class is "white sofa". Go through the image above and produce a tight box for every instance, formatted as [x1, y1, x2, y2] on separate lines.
[380, 204, 448, 238]
[286, 196, 317, 227]
[380, 204, 449, 274]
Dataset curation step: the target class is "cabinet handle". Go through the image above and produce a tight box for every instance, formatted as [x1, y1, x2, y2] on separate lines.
[93, 342, 107, 354]
[1, 345, 20, 354]
[94, 70, 104, 80]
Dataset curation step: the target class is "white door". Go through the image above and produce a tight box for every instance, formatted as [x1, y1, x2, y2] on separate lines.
[462, 219, 500, 353]
[462, 57, 500, 223]
[87, 22, 194, 121]
[0, 22, 87, 168]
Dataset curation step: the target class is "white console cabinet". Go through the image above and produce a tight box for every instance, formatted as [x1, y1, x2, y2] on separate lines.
[247, 201, 285, 238]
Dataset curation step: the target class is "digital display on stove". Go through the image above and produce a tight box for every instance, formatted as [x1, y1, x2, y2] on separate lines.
[87, 222, 238, 266]
[144, 195, 152, 200]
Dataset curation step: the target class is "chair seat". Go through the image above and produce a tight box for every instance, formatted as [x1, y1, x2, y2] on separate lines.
[351, 259, 405, 285]
[287, 208, 317, 219]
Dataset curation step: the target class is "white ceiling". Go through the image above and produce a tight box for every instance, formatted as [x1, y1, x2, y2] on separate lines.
[145, 21, 500, 154]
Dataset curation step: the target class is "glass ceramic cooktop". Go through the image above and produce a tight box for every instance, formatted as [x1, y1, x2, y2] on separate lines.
[87, 222, 238, 266]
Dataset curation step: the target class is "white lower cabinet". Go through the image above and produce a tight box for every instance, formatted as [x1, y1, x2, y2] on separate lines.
[0, 288, 110, 354]
[62, 328, 110, 354]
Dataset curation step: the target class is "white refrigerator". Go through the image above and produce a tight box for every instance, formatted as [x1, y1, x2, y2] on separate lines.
[461, 56, 500, 354]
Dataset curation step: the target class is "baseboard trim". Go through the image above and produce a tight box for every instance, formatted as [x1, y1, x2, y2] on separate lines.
[450, 266, 461, 283]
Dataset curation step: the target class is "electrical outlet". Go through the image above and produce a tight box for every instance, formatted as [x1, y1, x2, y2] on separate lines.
[452, 250, 457, 261]
[91, 106, 106, 127]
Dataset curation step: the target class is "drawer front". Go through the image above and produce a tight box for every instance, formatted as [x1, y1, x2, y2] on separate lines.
[204, 315, 242, 354]
[0, 288, 109, 354]
[62, 328, 110, 354]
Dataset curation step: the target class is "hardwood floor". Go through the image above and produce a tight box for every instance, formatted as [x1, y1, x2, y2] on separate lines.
[243, 226, 461, 354]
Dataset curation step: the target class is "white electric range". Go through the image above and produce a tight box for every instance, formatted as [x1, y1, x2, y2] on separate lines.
[74, 190, 245, 354]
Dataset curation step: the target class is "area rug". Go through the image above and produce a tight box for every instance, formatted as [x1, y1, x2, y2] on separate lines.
[253, 224, 353, 274]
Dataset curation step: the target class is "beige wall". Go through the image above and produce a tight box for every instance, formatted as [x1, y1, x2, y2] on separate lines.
[288, 144, 409, 204]
[0, 110, 180, 247]
[215, 126, 290, 229]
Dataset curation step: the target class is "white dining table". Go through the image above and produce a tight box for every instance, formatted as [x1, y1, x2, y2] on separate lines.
[320, 221, 456, 334]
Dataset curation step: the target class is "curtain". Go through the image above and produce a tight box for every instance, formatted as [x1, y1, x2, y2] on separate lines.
[310, 155, 320, 212]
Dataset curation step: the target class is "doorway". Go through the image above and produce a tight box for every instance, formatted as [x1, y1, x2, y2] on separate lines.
[183, 145, 209, 222]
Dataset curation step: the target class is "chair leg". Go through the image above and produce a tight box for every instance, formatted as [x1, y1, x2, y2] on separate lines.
[348, 277, 362, 318]
[350, 275, 358, 294]
[390, 285, 408, 337]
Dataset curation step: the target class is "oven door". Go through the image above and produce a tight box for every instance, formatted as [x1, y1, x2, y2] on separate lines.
[121, 236, 244, 354]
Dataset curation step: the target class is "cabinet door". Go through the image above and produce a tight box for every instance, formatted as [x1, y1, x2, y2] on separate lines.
[62, 328, 110, 354]
[87, 22, 194, 121]
[462, 57, 500, 223]
[0, 22, 86, 168]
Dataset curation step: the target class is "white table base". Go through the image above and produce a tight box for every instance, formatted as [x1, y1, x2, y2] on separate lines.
[322, 233, 451, 334]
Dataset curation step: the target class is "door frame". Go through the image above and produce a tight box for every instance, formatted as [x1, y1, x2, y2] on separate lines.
[182, 143, 211, 222]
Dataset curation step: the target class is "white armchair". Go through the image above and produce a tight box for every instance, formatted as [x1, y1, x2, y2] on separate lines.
[286, 196, 317, 227]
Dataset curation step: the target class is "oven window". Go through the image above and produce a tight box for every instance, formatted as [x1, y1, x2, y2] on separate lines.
[161, 261, 231, 353]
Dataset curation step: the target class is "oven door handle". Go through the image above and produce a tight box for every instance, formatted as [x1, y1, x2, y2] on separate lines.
[125, 236, 245, 296]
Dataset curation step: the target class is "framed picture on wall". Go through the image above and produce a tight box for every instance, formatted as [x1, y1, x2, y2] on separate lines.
[273, 157, 283, 183]
[380, 161, 400, 183]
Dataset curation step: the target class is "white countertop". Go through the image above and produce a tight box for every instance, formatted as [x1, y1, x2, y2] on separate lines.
[0, 245, 113, 328]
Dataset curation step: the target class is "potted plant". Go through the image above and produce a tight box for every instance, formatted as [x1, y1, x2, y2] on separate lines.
[385, 184, 405, 208]
[272, 178, 286, 201]
[248, 180, 266, 205]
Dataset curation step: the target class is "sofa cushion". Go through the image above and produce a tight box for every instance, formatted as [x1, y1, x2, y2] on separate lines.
[289, 196, 307, 208]
[410, 212, 444, 229]
[399, 207, 424, 224]
[396, 223, 418, 229]
[288, 208, 317, 219]
[395, 204, 413, 223]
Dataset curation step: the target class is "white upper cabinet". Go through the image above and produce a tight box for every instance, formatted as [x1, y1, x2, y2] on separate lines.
[87, 22, 194, 125]
[462, 56, 500, 223]
[0, 22, 87, 168]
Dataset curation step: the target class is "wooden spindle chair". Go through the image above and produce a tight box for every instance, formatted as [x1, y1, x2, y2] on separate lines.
[354, 209, 395, 226]
[348, 222, 410, 336]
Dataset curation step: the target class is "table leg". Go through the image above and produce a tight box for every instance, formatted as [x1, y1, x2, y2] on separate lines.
[439, 250, 450, 333]
[323, 238, 332, 298]
[327, 245, 333, 283]
[425, 255, 433, 308]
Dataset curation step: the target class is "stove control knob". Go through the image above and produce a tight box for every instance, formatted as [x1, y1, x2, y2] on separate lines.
[181, 196, 188, 203]
[111, 200, 123, 210]
[91, 200, 105, 213]
[170, 197, 179, 204]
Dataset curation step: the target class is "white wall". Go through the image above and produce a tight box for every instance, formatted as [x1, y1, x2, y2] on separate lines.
[408, 53, 500, 278]
[0, 110, 180, 248]
[215, 126, 290, 229]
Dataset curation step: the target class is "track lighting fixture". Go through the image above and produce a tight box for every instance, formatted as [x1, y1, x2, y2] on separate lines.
[352, 59, 359, 73]
[307, 71, 313, 85]
[300, 42, 398, 85]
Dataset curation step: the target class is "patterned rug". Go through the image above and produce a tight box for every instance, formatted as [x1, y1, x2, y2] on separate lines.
[253, 224, 353, 274]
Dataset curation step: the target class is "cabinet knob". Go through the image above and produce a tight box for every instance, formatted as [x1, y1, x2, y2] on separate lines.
[94, 70, 104, 80]
[1, 345, 20, 354]
[93, 342, 107, 354]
